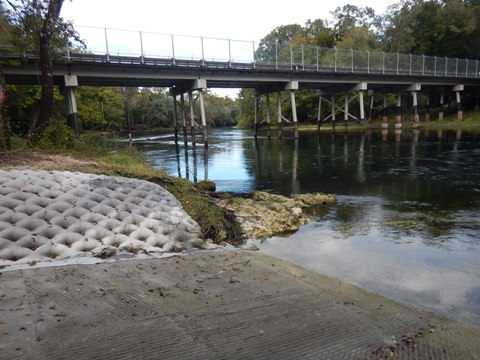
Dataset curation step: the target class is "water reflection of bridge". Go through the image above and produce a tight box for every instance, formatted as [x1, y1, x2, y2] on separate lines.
[165, 128, 467, 195]
[3, 25, 480, 147]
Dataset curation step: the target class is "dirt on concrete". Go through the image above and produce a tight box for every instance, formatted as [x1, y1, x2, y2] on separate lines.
[1, 250, 479, 360]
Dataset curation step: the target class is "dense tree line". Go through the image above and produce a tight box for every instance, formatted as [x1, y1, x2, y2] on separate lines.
[238, 0, 480, 127]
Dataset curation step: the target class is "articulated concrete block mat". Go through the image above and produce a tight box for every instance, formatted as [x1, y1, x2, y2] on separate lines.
[0, 170, 203, 266]
[1, 251, 479, 359]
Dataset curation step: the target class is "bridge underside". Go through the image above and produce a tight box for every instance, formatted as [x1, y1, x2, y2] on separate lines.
[4, 58, 480, 90]
[4, 56, 480, 145]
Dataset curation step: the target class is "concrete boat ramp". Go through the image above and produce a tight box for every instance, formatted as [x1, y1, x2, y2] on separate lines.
[1, 250, 480, 360]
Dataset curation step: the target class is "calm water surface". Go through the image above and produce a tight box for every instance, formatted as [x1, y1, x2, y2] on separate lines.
[135, 128, 480, 327]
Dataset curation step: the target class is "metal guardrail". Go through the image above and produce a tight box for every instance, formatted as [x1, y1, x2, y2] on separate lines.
[2, 25, 479, 78]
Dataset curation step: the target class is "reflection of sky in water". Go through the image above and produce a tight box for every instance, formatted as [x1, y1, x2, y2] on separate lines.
[140, 130, 255, 192]
[259, 196, 480, 327]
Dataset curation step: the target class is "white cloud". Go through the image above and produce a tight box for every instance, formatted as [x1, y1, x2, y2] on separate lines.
[62, 0, 393, 43]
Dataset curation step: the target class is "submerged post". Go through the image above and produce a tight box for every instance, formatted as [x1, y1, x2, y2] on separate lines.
[344, 94, 349, 128]
[395, 94, 402, 129]
[265, 93, 271, 139]
[317, 95, 322, 132]
[368, 94, 374, 123]
[359, 91, 365, 125]
[439, 92, 444, 120]
[254, 95, 259, 139]
[188, 91, 196, 146]
[290, 90, 299, 139]
[382, 94, 388, 129]
[180, 94, 188, 146]
[331, 95, 336, 132]
[277, 92, 282, 139]
[412, 91, 420, 127]
[172, 94, 179, 144]
[456, 91, 463, 121]
[198, 89, 208, 148]
[454, 85, 464, 121]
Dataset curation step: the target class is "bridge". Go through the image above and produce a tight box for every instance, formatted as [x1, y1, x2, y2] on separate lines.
[3, 25, 480, 145]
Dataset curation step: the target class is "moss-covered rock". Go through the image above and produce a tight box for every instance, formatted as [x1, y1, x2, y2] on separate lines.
[223, 191, 336, 239]
[194, 180, 216, 192]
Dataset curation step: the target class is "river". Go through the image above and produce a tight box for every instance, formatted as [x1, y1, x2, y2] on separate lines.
[134, 127, 480, 327]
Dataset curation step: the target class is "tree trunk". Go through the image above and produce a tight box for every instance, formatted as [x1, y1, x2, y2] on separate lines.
[29, 0, 64, 138]
[0, 69, 8, 151]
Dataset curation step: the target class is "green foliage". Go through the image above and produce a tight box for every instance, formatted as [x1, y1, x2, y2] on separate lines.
[37, 118, 75, 150]
[3, 0, 84, 56]
[381, 0, 480, 57]
[202, 91, 238, 127]
[76, 87, 125, 130]
[6, 85, 64, 136]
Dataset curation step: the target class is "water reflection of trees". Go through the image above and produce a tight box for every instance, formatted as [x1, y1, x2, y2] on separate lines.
[245, 129, 480, 211]
[242, 128, 480, 242]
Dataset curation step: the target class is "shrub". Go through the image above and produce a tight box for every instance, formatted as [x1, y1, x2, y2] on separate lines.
[38, 119, 75, 150]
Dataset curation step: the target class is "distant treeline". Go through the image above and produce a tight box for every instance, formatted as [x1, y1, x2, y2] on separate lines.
[236, 0, 480, 127]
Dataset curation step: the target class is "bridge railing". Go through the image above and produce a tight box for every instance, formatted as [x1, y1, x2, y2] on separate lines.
[2, 25, 479, 79]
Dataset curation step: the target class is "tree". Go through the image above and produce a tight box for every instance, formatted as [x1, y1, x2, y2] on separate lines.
[76, 87, 125, 130]
[335, 26, 378, 51]
[3, 0, 83, 141]
[28, 0, 65, 138]
[331, 4, 379, 42]
[0, 1, 11, 150]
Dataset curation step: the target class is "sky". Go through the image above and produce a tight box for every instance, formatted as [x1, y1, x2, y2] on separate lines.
[62, 0, 394, 42]
[61, 0, 396, 97]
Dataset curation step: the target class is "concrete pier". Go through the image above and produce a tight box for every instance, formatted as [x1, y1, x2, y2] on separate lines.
[64, 75, 80, 136]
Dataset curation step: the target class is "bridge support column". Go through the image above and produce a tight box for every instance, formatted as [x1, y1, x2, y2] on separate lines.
[456, 91, 463, 121]
[382, 94, 388, 129]
[317, 95, 322, 132]
[412, 91, 420, 128]
[265, 93, 271, 139]
[475, 93, 480, 112]
[277, 92, 282, 139]
[454, 85, 464, 121]
[395, 94, 402, 129]
[198, 89, 208, 148]
[180, 94, 188, 146]
[64, 75, 80, 136]
[438, 93, 444, 121]
[254, 95, 259, 139]
[188, 91, 196, 146]
[425, 95, 431, 121]
[344, 94, 349, 129]
[368, 94, 374, 123]
[172, 95, 179, 144]
[331, 95, 336, 132]
[359, 91, 365, 125]
[290, 90, 299, 139]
